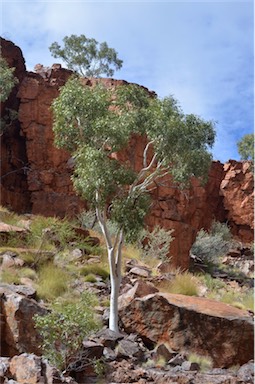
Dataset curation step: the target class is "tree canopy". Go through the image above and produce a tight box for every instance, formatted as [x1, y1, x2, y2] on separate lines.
[52, 76, 215, 332]
[49, 34, 123, 77]
[237, 133, 254, 162]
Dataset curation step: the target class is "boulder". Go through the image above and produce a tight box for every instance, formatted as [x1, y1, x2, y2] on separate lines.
[0, 285, 48, 356]
[119, 292, 254, 368]
[1, 354, 78, 384]
[118, 280, 158, 310]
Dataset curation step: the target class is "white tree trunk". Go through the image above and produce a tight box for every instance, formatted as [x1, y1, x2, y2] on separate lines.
[95, 197, 123, 334]
[108, 247, 121, 333]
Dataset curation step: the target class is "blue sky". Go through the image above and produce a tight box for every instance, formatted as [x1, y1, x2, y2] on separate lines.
[1, 0, 253, 163]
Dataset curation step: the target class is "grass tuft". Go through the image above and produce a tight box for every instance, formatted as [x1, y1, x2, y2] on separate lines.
[36, 263, 69, 301]
[158, 271, 199, 296]
[80, 264, 109, 281]
[188, 353, 213, 372]
[1, 269, 20, 284]
[84, 273, 97, 283]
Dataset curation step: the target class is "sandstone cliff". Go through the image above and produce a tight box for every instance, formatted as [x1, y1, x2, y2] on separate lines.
[1, 38, 254, 268]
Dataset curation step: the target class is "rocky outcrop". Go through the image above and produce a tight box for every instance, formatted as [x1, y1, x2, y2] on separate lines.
[119, 292, 254, 368]
[0, 38, 31, 214]
[1, 38, 254, 269]
[0, 284, 48, 357]
[220, 161, 254, 242]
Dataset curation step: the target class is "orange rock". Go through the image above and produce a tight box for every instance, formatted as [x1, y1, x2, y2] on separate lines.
[119, 292, 254, 368]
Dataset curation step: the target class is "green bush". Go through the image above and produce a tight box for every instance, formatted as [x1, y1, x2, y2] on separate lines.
[34, 292, 101, 372]
[36, 264, 70, 301]
[201, 273, 226, 291]
[191, 221, 232, 264]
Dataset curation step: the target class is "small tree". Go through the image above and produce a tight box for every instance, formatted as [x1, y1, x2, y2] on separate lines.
[0, 56, 18, 133]
[49, 34, 123, 77]
[52, 76, 215, 333]
[237, 133, 254, 162]
[0, 56, 18, 102]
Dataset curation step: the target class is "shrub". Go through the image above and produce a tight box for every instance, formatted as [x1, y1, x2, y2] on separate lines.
[191, 221, 232, 264]
[201, 273, 225, 291]
[36, 264, 69, 301]
[34, 291, 101, 372]
[80, 264, 109, 281]
[158, 271, 199, 296]
[138, 225, 174, 262]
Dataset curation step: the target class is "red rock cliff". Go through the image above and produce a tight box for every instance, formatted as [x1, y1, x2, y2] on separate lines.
[1, 38, 253, 268]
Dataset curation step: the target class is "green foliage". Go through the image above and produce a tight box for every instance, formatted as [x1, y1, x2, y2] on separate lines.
[111, 193, 150, 243]
[49, 34, 123, 77]
[0, 57, 18, 102]
[34, 292, 101, 372]
[80, 264, 109, 281]
[191, 221, 232, 264]
[159, 271, 199, 296]
[52, 78, 216, 242]
[36, 264, 70, 301]
[201, 273, 225, 291]
[0, 57, 19, 134]
[237, 133, 254, 162]
[138, 225, 174, 262]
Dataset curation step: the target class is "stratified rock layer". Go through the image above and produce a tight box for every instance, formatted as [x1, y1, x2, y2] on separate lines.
[119, 292, 254, 368]
[1, 38, 254, 269]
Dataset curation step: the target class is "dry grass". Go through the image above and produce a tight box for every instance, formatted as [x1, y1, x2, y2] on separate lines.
[158, 271, 199, 296]
[36, 263, 70, 301]
[80, 264, 109, 281]
[188, 353, 213, 372]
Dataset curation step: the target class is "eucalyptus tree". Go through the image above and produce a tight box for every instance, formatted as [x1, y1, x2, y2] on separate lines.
[237, 133, 254, 162]
[52, 76, 215, 333]
[49, 34, 123, 77]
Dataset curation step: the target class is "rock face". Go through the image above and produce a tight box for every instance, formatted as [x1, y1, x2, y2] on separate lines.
[119, 292, 254, 368]
[0, 284, 48, 357]
[1, 38, 254, 268]
[0, 38, 31, 214]
[220, 161, 254, 242]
